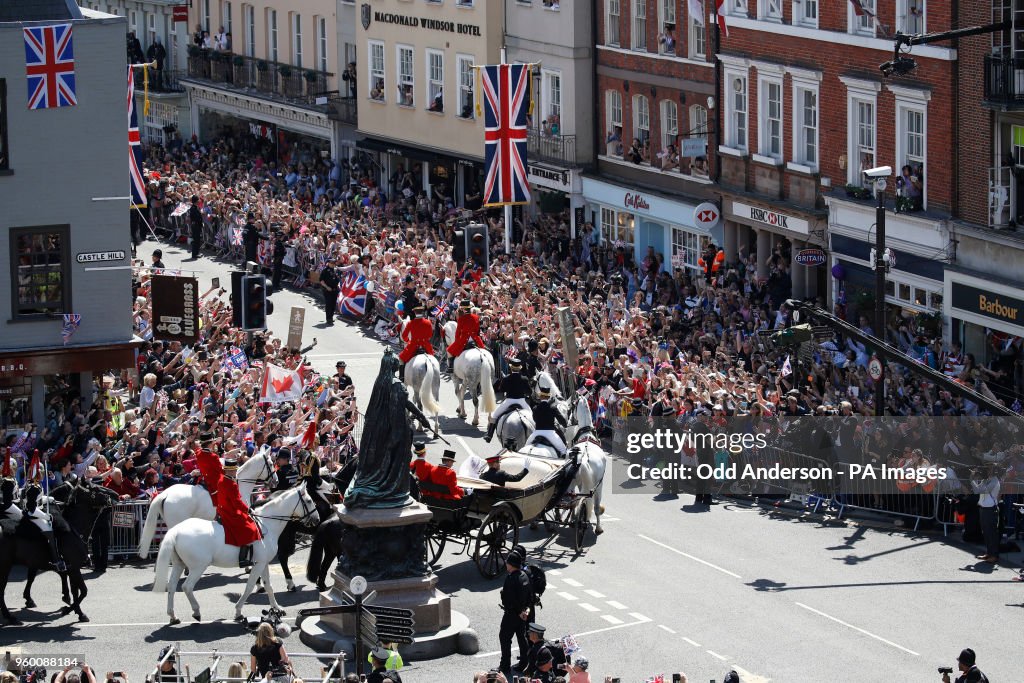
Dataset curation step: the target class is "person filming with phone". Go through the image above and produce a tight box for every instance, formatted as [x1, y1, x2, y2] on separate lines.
[940, 648, 988, 683]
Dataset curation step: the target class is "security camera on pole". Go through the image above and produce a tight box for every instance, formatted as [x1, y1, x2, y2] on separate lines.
[865, 165, 892, 417]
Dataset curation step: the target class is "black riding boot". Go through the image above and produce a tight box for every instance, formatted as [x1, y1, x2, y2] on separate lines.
[484, 421, 496, 442]
[44, 530, 67, 573]
[399, 362, 406, 383]
[239, 544, 253, 568]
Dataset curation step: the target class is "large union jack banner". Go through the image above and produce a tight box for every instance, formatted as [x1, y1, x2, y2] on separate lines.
[128, 66, 147, 208]
[481, 63, 530, 207]
[337, 272, 368, 318]
[24, 24, 77, 110]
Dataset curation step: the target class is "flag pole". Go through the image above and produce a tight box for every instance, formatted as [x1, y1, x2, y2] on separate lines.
[500, 46, 512, 255]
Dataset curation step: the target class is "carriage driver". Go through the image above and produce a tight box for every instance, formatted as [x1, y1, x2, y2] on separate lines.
[524, 385, 568, 457]
[194, 431, 262, 568]
[447, 299, 485, 358]
[485, 357, 532, 443]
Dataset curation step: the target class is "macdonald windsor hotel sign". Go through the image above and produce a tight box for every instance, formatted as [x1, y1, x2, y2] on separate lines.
[366, 9, 482, 36]
[951, 282, 1023, 328]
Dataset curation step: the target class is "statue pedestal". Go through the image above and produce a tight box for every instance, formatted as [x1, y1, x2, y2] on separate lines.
[299, 502, 478, 661]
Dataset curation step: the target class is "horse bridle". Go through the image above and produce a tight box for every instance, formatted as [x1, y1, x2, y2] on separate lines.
[236, 448, 278, 488]
[251, 488, 317, 525]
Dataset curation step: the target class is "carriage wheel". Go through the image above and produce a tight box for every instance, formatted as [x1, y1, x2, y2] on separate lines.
[572, 499, 589, 551]
[425, 526, 447, 567]
[474, 506, 520, 579]
[543, 505, 568, 534]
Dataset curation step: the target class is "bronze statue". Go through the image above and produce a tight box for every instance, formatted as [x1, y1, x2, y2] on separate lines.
[343, 349, 434, 509]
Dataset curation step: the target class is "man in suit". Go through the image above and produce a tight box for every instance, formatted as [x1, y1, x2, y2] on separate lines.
[187, 195, 203, 259]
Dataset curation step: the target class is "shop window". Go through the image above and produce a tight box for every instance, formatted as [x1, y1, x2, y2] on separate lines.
[885, 280, 895, 297]
[898, 283, 911, 302]
[601, 207, 616, 243]
[10, 225, 71, 318]
[672, 229, 706, 269]
[914, 287, 927, 307]
[930, 292, 942, 311]
[616, 211, 636, 246]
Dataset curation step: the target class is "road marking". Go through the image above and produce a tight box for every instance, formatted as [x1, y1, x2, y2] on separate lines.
[557, 591, 578, 601]
[605, 600, 628, 610]
[601, 614, 624, 624]
[628, 612, 651, 622]
[658, 625, 676, 634]
[707, 650, 728, 661]
[578, 603, 601, 612]
[561, 578, 583, 587]
[794, 602, 919, 656]
[475, 619, 651, 657]
[455, 436, 477, 459]
[682, 637, 701, 647]
[548, 569, 563, 576]
[583, 589, 606, 598]
[637, 534, 742, 579]
[600, 516, 621, 522]
[305, 352, 381, 358]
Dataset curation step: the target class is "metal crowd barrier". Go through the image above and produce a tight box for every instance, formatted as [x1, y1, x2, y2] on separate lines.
[831, 460, 939, 531]
[714, 446, 834, 513]
[111, 498, 164, 559]
[150, 648, 348, 683]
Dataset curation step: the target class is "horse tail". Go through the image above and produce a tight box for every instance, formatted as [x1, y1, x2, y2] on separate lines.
[152, 529, 175, 592]
[480, 351, 498, 414]
[306, 525, 326, 584]
[421, 358, 442, 416]
[138, 490, 166, 559]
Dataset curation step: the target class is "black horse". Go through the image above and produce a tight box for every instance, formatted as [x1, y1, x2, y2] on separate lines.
[0, 478, 115, 624]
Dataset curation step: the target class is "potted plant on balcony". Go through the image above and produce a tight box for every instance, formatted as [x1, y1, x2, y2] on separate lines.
[844, 183, 873, 200]
[256, 60, 269, 72]
[278, 65, 292, 78]
[304, 70, 319, 83]
[187, 44, 200, 57]
[233, 54, 245, 67]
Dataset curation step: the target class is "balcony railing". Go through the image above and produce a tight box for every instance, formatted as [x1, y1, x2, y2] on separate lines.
[989, 166, 1013, 228]
[186, 50, 332, 103]
[325, 95, 357, 125]
[148, 68, 186, 93]
[527, 128, 577, 167]
[984, 55, 1024, 108]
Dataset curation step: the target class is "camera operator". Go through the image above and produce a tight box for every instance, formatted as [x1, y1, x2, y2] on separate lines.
[54, 663, 96, 683]
[971, 464, 1001, 563]
[941, 648, 988, 683]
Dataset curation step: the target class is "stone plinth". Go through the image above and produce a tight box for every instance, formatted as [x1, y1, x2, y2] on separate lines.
[298, 502, 478, 660]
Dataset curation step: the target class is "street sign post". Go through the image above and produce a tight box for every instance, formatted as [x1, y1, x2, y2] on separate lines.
[287, 306, 305, 352]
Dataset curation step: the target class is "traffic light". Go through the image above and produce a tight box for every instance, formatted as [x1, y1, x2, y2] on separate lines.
[451, 229, 466, 265]
[465, 223, 489, 271]
[241, 275, 273, 331]
[231, 271, 245, 328]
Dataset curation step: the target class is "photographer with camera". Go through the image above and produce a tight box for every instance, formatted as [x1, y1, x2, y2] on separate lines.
[971, 464, 1001, 563]
[940, 648, 988, 683]
[54, 663, 96, 683]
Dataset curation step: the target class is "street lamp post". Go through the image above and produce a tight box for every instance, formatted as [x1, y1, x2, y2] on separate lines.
[871, 171, 890, 417]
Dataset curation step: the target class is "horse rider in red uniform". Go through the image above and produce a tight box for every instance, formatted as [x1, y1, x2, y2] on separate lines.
[447, 299, 486, 359]
[194, 431, 262, 567]
[399, 302, 434, 382]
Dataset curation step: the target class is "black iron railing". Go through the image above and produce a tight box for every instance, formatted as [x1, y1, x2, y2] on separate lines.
[527, 128, 578, 167]
[186, 50, 332, 103]
[984, 55, 1024, 107]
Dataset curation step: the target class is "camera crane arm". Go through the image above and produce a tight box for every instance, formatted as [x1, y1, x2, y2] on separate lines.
[881, 20, 1012, 76]
[783, 299, 1023, 420]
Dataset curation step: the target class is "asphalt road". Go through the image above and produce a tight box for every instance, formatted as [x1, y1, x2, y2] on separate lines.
[4, 242, 1023, 683]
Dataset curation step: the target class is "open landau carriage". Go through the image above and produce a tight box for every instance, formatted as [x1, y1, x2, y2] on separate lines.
[418, 452, 594, 578]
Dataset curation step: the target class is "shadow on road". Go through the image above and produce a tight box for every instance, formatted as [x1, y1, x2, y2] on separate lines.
[143, 620, 253, 643]
[746, 576, 1010, 592]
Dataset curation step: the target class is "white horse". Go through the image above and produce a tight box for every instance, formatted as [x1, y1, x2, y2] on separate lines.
[404, 353, 442, 432]
[152, 485, 319, 625]
[495, 406, 534, 451]
[443, 320, 458, 369]
[516, 394, 607, 535]
[137, 446, 278, 558]
[452, 347, 498, 426]
[535, 370, 564, 400]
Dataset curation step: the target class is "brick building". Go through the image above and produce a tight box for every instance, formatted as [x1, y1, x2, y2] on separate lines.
[716, 0, 955, 309]
[586, 0, 720, 275]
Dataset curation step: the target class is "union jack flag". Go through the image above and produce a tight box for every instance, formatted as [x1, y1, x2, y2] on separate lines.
[481, 63, 531, 206]
[504, 346, 520, 362]
[231, 225, 243, 246]
[128, 66, 147, 208]
[24, 24, 76, 109]
[61, 313, 81, 345]
[431, 301, 450, 319]
[337, 272, 368, 318]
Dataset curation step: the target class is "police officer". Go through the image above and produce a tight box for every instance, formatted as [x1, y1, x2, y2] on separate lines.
[497, 551, 533, 675]
[187, 195, 204, 259]
[367, 646, 402, 683]
[334, 360, 354, 392]
[319, 258, 340, 326]
[485, 358, 531, 443]
[399, 275, 419, 319]
[522, 624, 552, 678]
[243, 214, 263, 266]
[271, 231, 287, 293]
[524, 386, 568, 457]
[480, 454, 530, 486]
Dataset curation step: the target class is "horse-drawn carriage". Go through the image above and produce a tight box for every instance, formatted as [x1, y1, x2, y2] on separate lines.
[419, 452, 595, 578]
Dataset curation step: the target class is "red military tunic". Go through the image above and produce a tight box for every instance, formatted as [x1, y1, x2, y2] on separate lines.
[428, 466, 462, 500]
[410, 458, 436, 482]
[446, 312, 486, 357]
[195, 448, 262, 547]
[399, 317, 435, 363]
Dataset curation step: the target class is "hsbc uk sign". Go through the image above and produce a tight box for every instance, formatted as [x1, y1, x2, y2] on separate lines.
[732, 201, 809, 235]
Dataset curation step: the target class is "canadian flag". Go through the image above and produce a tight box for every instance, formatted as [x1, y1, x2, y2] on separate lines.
[259, 362, 306, 404]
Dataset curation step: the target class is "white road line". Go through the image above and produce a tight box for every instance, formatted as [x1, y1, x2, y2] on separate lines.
[601, 614, 624, 625]
[706, 650, 728, 661]
[583, 589, 606, 598]
[578, 603, 601, 612]
[600, 516, 621, 521]
[628, 612, 651, 622]
[682, 637, 701, 647]
[637, 534, 742, 579]
[475, 619, 651, 657]
[605, 600, 628, 610]
[794, 602, 920, 656]
[561, 578, 583, 587]
[455, 436, 478, 459]
[549, 569, 563, 576]
[557, 591, 578, 601]
[658, 625, 676, 634]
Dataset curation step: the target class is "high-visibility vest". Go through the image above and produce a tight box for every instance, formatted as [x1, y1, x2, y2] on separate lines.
[367, 650, 403, 671]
